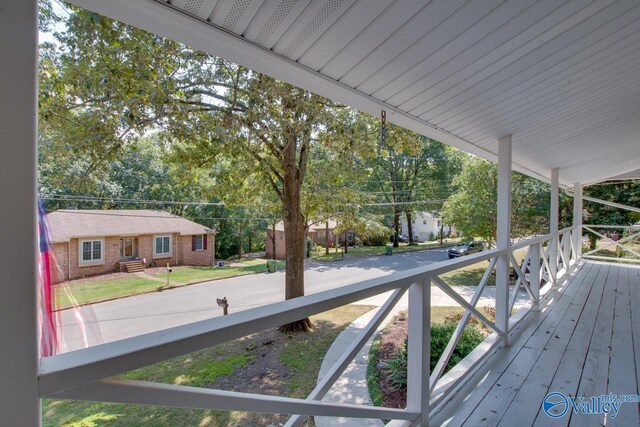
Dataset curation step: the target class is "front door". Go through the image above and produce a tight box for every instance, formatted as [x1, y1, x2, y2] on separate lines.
[120, 238, 136, 259]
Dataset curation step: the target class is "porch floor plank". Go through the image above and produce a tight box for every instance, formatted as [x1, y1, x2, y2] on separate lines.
[498, 261, 605, 426]
[433, 261, 594, 426]
[605, 264, 640, 426]
[433, 261, 640, 427]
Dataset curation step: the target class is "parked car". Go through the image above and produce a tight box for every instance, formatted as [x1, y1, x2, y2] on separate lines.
[390, 234, 409, 243]
[448, 241, 484, 259]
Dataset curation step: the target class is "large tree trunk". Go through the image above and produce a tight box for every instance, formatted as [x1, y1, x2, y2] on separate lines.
[238, 223, 244, 259]
[344, 230, 348, 254]
[440, 217, 444, 244]
[279, 133, 313, 333]
[393, 210, 400, 248]
[406, 212, 414, 244]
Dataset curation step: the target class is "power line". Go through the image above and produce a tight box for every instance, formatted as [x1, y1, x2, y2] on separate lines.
[44, 194, 226, 206]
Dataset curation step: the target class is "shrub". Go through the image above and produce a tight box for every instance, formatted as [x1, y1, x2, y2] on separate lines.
[430, 323, 484, 373]
[444, 306, 495, 336]
[379, 322, 485, 390]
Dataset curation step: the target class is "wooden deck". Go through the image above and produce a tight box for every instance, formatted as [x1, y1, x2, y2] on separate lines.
[433, 261, 640, 427]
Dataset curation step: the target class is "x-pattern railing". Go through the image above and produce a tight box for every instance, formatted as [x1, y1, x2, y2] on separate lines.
[39, 228, 579, 426]
[582, 225, 640, 264]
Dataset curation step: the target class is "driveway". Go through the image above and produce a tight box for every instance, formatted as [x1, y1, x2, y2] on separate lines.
[57, 249, 527, 352]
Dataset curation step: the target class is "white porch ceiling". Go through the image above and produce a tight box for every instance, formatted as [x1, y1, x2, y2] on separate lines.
[67, 0, 640, 186]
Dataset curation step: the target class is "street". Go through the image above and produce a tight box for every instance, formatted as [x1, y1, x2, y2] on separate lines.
[57, 249, 526, 353]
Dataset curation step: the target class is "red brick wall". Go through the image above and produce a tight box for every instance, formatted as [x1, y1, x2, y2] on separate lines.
[178, 234, 215, 266]
[52, 233, 215, 283]
[52, 242, 69, 284]
[265, 230, 287, 260]
[140, 234, 177, 267]
[65, 236, 122, 281]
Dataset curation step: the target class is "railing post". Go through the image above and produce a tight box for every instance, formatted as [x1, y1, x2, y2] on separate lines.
[0, 1, 40, 425]
[407, 278, 431, 426]
[572, 183, 582, 261]
[496, 135, 512, 346]
[549, 168, 559, 284]
[530, 244, 541, 310]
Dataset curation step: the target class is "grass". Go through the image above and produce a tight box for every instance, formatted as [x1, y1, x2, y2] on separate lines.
[278, 305, 375, 398]
[55, 277, 161, 309]
[159, 259, 285, 284]
[43, 304, 374, 427]
[55, 259, 285, 309]
[310, 238, 461, 261]
[440, 248, 528, 286]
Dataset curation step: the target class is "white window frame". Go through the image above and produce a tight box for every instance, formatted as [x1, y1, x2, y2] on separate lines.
[78, 238, 105, 266]
[154, 235, 172, 258]
[194, 234, 204, 251]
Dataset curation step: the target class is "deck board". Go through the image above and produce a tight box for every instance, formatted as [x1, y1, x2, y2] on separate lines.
[567, 264, 617, 427]
[606, 264, 639, 426]
[629, 265, 640, 424]
[463, 263, 598, 426]
[498, 262, 603, 426]
[433, 261, 640, 427]
[434, 262, 593, 426]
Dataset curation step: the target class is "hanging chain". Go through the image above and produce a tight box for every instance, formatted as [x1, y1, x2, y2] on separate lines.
[380, 109, 387, 151]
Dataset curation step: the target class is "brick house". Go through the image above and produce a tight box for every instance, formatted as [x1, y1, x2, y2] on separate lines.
[47, 210, 216, 283]
[266, 220, 355, 260]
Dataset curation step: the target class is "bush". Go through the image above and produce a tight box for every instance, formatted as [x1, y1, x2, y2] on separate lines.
[444, 306, 495, 336]
[428, 232, 435, 242]
[430, 323, 485, 373]
[616, 228, 640, 259]
[379, 322, 485, 390]
[364, 234, 388, 246]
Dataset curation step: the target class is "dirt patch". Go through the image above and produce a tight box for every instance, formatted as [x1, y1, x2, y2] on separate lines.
[209, 329, 291, 397]
[375, 312, 408, 409]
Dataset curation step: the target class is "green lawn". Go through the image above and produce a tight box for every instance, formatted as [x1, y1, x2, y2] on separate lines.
[440, 247, 528, 286]
[56, 259, 285, 310]
[158, 259, 285, 284]
[55, 277, 161, 309]
[310, 238, 460, 261]
[43, 304, 374, 427]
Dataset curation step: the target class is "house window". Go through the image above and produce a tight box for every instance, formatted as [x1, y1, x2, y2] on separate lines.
[423, 220, 427, 225]
[154, 235, 172, 257]
[193, 235, 204, 251]
[80, 239, 103, 264]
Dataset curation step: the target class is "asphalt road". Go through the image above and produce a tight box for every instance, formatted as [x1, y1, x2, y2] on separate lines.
[58, 249, 451, 352]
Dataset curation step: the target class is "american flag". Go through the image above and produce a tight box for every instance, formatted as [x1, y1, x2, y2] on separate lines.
[38, 199, 58, 357]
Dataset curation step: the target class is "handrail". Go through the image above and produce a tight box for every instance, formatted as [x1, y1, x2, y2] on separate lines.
[38, 229, 583, 424]
[39, 247, 503, 396]
[510, 233, 553, 251]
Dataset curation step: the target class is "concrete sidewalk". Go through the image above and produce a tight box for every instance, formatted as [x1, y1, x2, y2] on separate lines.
[315, 287, 531, 426]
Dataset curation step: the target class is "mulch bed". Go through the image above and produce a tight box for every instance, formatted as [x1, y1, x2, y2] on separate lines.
[375, 313, 408, 409]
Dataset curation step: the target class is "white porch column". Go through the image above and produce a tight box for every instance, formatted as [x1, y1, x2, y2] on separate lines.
[495, 135, 512, 346]
[549, 168, 559, 284]
[0, 1, 40, 425]
[572, 183, 583, 260]
[407, 278, 431, 426]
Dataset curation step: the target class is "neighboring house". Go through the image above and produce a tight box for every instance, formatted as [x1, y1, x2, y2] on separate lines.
[266, 220, 354, 260]
[401, 212, 453, 241]
[47, 209, 215, 283]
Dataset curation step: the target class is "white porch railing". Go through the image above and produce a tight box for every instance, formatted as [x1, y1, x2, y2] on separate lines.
[38, 227, 579, 426]
[582, 224, 640, 264]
